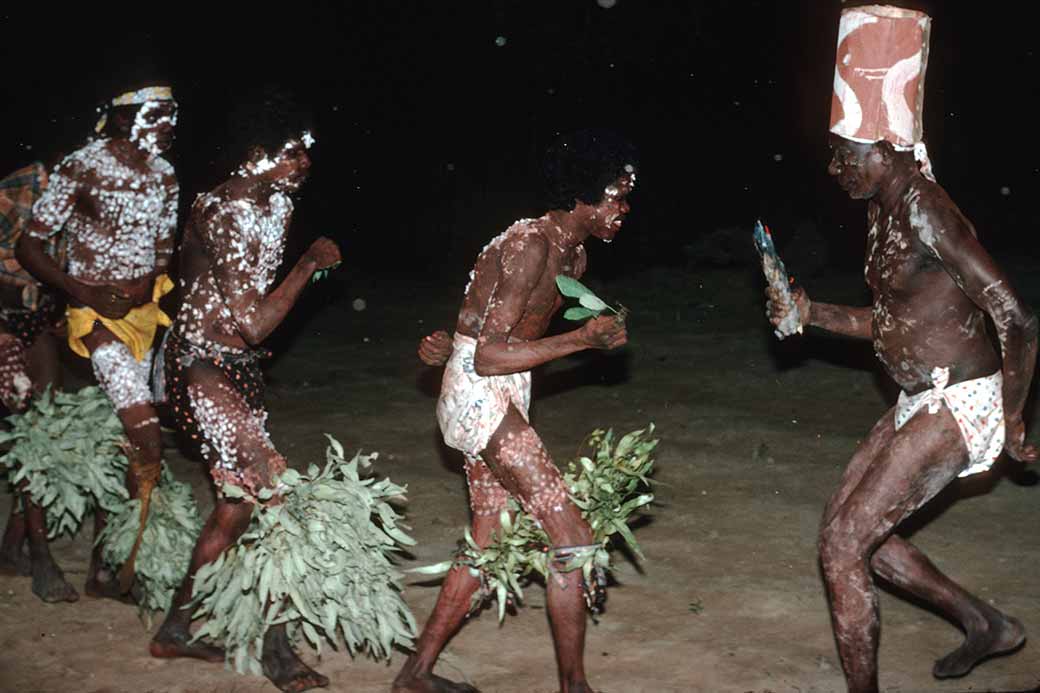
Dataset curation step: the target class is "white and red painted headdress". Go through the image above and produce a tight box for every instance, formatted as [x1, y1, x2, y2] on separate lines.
[829, 5, 936, 181]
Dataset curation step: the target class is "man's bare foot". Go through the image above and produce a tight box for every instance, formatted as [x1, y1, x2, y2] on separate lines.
[391, 671, 480, 693]
[149, 622, 225, 663]
[84, 570, 135, 604]
[30, 558, 78, 603]
[558, 681, 599, 693]
[0, 545, 30, 576]
[261, 627, 329, 693]
[933, 609, 1026, 678]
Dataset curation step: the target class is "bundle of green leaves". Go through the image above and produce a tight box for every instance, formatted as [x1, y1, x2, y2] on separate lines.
[311, 261, 342, 283]
[0, 386, 128, 537]
[190, 436, 417, 675]
[413, 425, 657, 621]
[99, 465, 203, 620]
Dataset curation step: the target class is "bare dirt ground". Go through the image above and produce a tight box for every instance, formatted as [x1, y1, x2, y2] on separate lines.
[1, 263, 1039, 693]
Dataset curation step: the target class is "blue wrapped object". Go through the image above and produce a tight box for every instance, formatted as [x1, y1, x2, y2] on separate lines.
[753, 220, 803, 339]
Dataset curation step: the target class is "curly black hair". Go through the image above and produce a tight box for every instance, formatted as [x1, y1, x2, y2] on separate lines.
[543, 129, 638, 211]
[224, 86, 312, 169]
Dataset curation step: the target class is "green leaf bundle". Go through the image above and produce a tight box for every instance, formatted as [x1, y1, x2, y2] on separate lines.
[99, 465, 203, 620]
[414, 424, 657, 621]
[555, 275, 626, 323]
[310, 261, 342, 284]
[0, 386, 128, 537]
[190, 436, 417, 676]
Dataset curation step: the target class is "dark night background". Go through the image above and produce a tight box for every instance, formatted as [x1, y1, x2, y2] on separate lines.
[4, 7, 1040, 689]
[1, 1, 1037, 286]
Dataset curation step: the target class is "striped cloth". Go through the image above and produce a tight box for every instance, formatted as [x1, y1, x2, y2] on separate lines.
[0, 162, 65, 309]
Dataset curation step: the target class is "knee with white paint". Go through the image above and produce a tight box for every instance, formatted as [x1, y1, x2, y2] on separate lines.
[819, 513, 870, 579]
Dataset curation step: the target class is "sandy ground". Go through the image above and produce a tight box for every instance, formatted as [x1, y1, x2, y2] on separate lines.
[1, 264, 1039, 693]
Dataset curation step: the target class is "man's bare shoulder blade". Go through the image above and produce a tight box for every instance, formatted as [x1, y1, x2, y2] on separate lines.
[906, 180, 974, 252]
[501, 225, 548, 257]
[151, 156, 175, 177]
[498, 228, 549, 283]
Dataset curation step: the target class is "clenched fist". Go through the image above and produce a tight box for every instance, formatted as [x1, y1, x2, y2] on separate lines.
[579, 315, 628, 350]
[304, 237, 341, 270]
[765, 284, 810, 329]
[418, 330, 453, 366]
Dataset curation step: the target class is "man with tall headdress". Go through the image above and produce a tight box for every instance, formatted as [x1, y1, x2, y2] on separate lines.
[766, 6, 1036, 692]
[0, 161, 77, 602]
[16, 84, 179, 600]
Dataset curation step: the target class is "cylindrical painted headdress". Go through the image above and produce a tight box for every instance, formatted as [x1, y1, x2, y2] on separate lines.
[829, 5, 935, 179]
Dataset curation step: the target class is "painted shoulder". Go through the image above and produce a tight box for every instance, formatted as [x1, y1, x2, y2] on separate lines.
[195, 191, 242, 229]
[269, 191, 294, 215]
[905, 176, 967, 250]
[149, 154, 176, 178]
[500, 218, 549, 256]
[59, 139, 108, 169]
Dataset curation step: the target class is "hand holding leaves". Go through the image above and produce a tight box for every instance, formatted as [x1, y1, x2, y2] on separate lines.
[311, 262, 341, 284]
[307, 236, 342, 283]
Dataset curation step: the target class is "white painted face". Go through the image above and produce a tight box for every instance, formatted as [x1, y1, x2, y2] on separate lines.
[238, 135, 312, 192]
[589, 170, 635, 244]
[129, 100, 178, 155]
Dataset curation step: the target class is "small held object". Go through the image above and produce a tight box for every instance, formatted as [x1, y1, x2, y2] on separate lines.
[753, 220, 803, 340]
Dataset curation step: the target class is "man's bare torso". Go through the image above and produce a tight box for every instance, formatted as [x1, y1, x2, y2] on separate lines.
[866, 177, 1000, 394]
[175, 185, 292, 354]
[31, 139, 176, 295]
[456, 217, 587, 343]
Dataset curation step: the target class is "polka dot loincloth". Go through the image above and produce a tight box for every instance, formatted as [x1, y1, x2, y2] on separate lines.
[895, 366, 1004, 477]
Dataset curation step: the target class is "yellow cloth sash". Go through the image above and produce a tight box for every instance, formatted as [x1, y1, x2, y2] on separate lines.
[67, 274, 174, 361]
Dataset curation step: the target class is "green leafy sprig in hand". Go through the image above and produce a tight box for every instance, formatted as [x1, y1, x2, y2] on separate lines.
[555, 275, 628, 324]
[311, 262, 342, 284]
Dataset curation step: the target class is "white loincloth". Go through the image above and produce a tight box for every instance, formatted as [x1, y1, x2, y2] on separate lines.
[437, 333, 531, 457]
[895, 366, 1004, 477]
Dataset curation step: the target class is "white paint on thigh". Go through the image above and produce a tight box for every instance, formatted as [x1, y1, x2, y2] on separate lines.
[91, 341, 153, 410]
